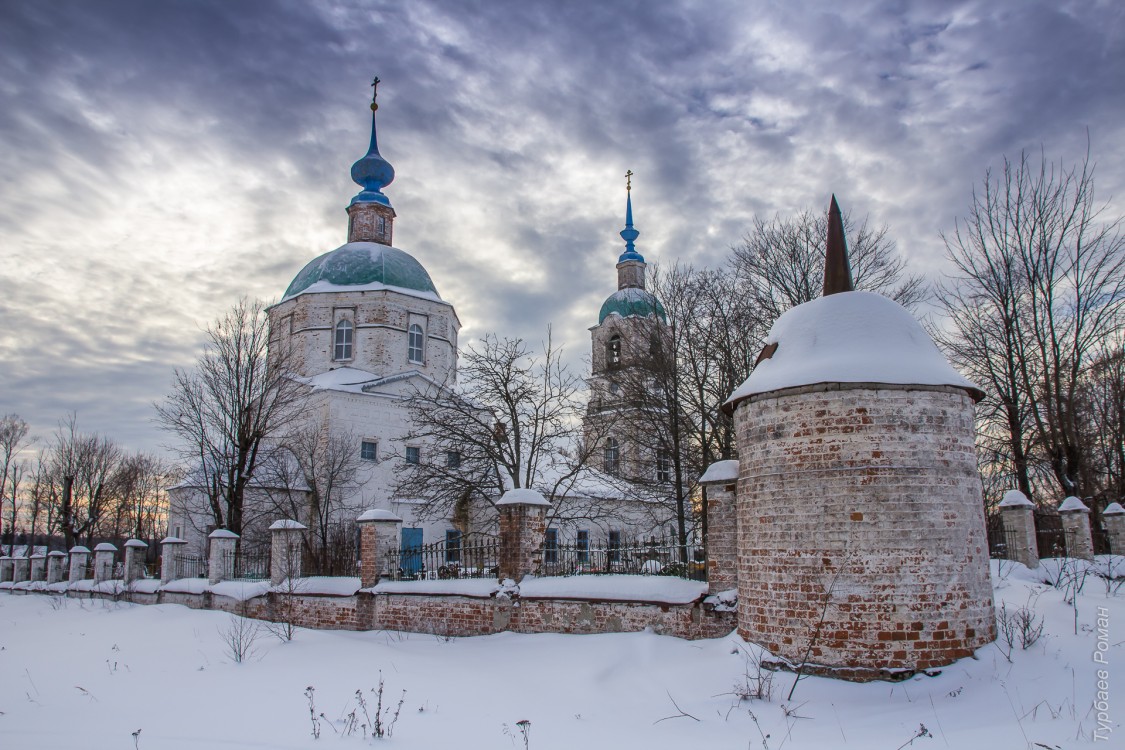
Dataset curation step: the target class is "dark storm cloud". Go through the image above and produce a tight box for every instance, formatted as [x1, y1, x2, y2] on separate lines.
[0, 0, 1122, 453]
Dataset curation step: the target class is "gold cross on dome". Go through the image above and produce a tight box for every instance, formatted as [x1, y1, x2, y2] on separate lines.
[625, 169, 633, 192]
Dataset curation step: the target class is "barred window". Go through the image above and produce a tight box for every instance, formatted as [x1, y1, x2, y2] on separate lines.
[604, 437, 620, 475]
[544, 528, 558, 564]
[607, 335, 622, 368]
[576, 529, 590, 564]
[334, 320, 353, 360]
[445, 530, 461, 564]
[656, 448, 672, 483]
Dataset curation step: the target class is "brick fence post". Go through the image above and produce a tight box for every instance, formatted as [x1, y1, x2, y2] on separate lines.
[68, 546, 91, 584]
[0, 556, 12, 583]
[12, 555, 30, 583]
[93, 543, 117, 583]
[269, 520, 307, 585]
[208, 530, 239, 585]
[1102, 502, 1125, 556]
[998, 489, 1039, 569]
[47, 551, 67, 584]
[497, 488, 551, 583]
[160, 537, 187, 583]
[357, 509, 402, 588]
[123, 539, 149, 585]
[699, 459, 740, 594]
[1058, 496, 1094, 561]
[29, 554, 47, 582]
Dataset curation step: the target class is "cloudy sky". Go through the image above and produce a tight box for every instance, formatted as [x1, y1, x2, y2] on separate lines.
[1, 0, 1122, 455]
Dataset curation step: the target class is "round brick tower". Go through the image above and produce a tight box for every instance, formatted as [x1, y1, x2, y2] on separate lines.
[724, 197, 995, 680]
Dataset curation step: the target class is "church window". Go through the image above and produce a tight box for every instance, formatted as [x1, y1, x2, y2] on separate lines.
[445, 530, 462, 564]
[604, 438, 620, 475]
[408, 324, 425, 364]
[607, 335, 622, 368]
[656, 447, 672, 483]
[609, 381, 620, 395]
[334, 320, 353, 361]
[544, 528, 558, 565]
[360, 440, 377, 462]
[405, 446, 421, 465]
[377, 215, 387, 235]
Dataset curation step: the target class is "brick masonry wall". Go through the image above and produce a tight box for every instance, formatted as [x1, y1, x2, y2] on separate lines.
[734, 385, 996, 675]
[12, 587, 735, 642]
[707, 484, 738, 594]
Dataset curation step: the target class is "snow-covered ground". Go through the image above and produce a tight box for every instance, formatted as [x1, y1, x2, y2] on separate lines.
[0, 559, 1121, 749]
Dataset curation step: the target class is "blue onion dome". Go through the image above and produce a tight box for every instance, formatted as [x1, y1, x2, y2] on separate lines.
[599, 287, 667, 324]
[283, 243, 440, 301]
[350, 78, 395, 207]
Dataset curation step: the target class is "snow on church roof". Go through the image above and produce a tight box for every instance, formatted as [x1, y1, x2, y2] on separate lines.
[726, 291, 982, 408]
[282, 242, 444, 303]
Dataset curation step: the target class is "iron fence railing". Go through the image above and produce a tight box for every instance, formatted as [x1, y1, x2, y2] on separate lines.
[540, 535, 706, 581]
[383, 533, 499, 580]
[987, 524, 1022, 560]
[223, 548, 271, 580]
[175, 553, 207, 579]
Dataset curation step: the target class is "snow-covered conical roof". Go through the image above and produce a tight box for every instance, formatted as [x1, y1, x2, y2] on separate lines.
[726, 290, 982, 410]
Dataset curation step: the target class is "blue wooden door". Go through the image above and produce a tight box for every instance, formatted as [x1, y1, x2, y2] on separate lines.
[401, 528, 424, 577]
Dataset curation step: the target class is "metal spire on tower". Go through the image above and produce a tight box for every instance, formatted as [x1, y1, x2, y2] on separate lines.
[618, 170, 643, 263]
[822, 194, 854, 296]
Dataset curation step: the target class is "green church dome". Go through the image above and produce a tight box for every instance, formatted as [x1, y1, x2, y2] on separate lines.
[598, 287, 667, 324]
[283, 242, 441, 301]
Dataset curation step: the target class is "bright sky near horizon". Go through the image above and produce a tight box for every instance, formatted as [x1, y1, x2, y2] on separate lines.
[1, 0, 1122, 455]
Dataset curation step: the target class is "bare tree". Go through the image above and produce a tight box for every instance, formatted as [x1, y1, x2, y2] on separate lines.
[394, 330, 610, 527]
[937, 149, 1125, 501]
[4, 461, 25, 555]
[263, 416, 363, 574]
[49, 415, 121, 549]
[0, 414, 31, 552]
[156, 298, 304, 538]
[111, 452, 175, 540]
[731, 208, 925, 326]
[1080, 341, 1125, 505]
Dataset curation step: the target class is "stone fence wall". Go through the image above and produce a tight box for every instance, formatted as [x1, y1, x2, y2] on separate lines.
[995, 493, 1125, 567]
[0, 506, 737, 642]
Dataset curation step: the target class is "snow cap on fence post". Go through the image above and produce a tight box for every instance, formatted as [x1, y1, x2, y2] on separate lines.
[160, 537, 187, 584]
[699, 460, 740, 594]
[207, 529, 239, 585]
[68, 546, 90, 584]
[1103, 502, 1125, 556]
[356, 509, 402, 588]
[1057, 496, 1094, 561]
[123, 539, 149, 585]
[29, 553, 47, 582]
[997, 489, 1038, 569]
[0, 556, 12, 584]
[47, 551, 67, 584]
[269, 519, 307, 586]
[497, 488, 551, 583]
[93, 543, 117, 583]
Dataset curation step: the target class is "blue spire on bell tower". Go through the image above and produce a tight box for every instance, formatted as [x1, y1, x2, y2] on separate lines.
[350, 77, 396, 208]
[618, 170, 644, 263]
